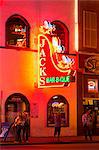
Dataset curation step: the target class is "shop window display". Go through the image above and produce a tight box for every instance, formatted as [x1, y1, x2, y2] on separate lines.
[83, 99, 99, 130]
[47, 95, 69, 127]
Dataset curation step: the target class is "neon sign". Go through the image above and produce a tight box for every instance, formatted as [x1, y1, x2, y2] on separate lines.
[10, 25, 26, 33]
[88, 79, 98, 93]
[39, 20, 56, 35]
[38, 21, 76, 88]
[46, 76, 70, 83]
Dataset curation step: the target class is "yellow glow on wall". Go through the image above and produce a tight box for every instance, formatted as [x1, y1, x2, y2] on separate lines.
[75, 0, 78, 51]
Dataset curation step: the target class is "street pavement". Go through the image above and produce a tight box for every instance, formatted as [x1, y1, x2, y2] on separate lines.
[1, 143, 99, 150]
[0, 136, 99, 145]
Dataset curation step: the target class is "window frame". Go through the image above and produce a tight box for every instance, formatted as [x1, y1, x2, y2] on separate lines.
[51, 20, 69, 54]
[47, 95, 69, 127]
[83, 10, 97, 49]
[5, 14, 30, 49]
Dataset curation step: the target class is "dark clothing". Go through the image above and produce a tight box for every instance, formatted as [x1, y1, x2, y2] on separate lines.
[54, 114, 61, 137]
[54, 127, 61, 137]
[23, 121, 29, 141]
[82, 111, 93, 140]
[83, 124, 92, 140]
[13, 114, 23, 142]
[92, 111, 97, 135]
[22, 112, 29, 142]
[15, 124, 22, 142]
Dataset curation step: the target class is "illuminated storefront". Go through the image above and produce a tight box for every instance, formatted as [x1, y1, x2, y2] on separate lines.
[78, 54, 99, 134]
[0, 0, 78, 137]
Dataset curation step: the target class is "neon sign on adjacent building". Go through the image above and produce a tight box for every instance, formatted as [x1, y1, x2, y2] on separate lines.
[38, 21, 76, 88]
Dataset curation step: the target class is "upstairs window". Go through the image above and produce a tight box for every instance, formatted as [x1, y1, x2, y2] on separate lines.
[6, 14, 30, 48]
[51, 21, 69, 53]
[83, 11, 97, 48]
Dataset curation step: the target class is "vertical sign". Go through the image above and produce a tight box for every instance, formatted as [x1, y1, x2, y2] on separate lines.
[38, 21, 76, 88]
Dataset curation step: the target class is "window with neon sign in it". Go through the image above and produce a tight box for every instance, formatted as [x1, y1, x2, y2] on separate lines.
[51, 20, 69, 54]
[6, 14, 30, 48]
[88, 79, 98, 93]
[47, 95, 69, 127]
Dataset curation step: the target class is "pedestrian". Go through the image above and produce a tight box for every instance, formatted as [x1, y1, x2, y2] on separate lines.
[82, 109, 93, 140]
[92, 110, 97, 135]
[86, 111, 93, 140]
[22, 111, 29, 143]
[82, 110, 88, 140]
[54, 113, 61, 141]
[13, 112, 23, 143]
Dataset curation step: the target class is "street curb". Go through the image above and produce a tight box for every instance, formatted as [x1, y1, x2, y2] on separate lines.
[0, 140, 99, 146]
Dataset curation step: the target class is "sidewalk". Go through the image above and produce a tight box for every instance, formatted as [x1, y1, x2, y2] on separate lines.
[0, 136, 99, 145]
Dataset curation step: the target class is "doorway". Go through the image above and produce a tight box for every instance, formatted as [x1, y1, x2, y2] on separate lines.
[83, 98, 99, 135]
[5, 93, 30, 123]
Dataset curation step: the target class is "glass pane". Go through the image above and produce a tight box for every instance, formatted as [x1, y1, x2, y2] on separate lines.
[91, 30, 97, 48]
[6, 15, 30, 48]
[91, 13, 97, 29]
[85, 29, 91, 46]
[47, 95, 69, 127]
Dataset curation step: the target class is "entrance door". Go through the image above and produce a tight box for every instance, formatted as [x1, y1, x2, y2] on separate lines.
[83, 99, 99, 135]
[5, 93, 30, 123]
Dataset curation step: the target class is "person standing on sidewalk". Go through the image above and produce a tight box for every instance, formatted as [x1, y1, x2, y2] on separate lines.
[82, 109, 93, 140]
[54, 113, 61, 141]
[92, 110, 97, 135]
[87, 111, 93, 140]
[22, 111, 30, 143]
[13, 112, 23, 143]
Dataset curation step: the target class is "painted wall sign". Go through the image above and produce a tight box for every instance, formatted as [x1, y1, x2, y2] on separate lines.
[38, 21, 76, 88]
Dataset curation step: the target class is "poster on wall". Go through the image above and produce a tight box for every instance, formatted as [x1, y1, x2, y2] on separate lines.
[38, 21, 76, 88]
[31, 103, 39, 118]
